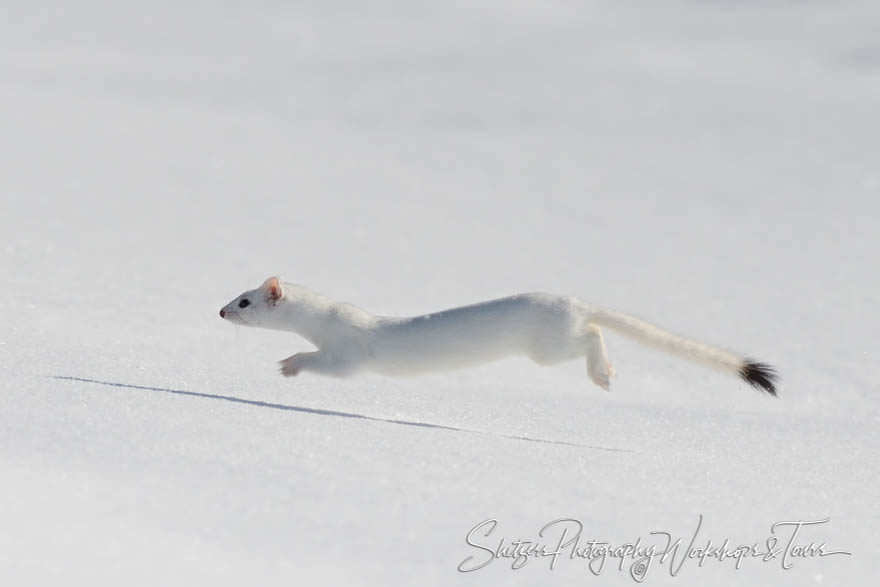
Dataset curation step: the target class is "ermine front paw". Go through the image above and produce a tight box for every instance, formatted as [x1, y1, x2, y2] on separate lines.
[278, 357, 300, 377]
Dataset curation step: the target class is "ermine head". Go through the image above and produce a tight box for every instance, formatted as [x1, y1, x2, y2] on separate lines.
[219, 276, 284, 328]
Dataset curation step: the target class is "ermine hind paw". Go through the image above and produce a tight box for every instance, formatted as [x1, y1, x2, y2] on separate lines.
[589, 363, 614, 391]
[590, 372, 611, 391]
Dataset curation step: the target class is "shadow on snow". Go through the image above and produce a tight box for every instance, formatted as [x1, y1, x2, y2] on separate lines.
[52, 375, 630, 453]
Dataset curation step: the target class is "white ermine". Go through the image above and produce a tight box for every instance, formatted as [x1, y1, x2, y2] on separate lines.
[219, 277, 778, 395]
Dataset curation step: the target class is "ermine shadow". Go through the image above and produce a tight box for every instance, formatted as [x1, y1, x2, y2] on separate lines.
[52, 375, 630, 453]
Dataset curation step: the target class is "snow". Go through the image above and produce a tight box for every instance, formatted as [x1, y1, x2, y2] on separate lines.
[1, 1, 878, 585]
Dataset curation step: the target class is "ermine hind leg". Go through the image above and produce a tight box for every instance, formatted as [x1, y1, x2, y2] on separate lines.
[583, 324, 614, 390]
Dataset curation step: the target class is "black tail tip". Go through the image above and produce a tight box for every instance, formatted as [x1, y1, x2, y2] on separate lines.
[739, 359, 779, 396]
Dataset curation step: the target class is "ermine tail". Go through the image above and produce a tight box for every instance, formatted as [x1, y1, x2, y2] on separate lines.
[589, 309, 778, 395]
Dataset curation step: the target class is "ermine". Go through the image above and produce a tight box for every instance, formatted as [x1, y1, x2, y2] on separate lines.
[219, 277, 778, 395]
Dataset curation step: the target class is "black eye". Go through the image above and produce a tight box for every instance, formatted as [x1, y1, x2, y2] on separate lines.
[238, 299, 250, 308]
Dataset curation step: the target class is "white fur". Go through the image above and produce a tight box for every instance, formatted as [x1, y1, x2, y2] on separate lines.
[219, 277, 759, 391]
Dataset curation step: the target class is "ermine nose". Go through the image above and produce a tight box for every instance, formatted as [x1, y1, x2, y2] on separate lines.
[219, 309, 226, 318]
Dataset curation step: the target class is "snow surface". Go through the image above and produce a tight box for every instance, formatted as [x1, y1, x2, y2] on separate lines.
[1, 1, 878, 585]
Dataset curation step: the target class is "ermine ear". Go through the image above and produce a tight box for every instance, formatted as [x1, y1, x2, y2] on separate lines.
[263, 276, 284, 303]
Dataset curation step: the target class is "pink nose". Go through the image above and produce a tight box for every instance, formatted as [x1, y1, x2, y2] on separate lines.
[219, 309, 226, 318]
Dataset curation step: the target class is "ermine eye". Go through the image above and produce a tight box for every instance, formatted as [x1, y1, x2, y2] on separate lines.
[238, 299, 250, 308]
